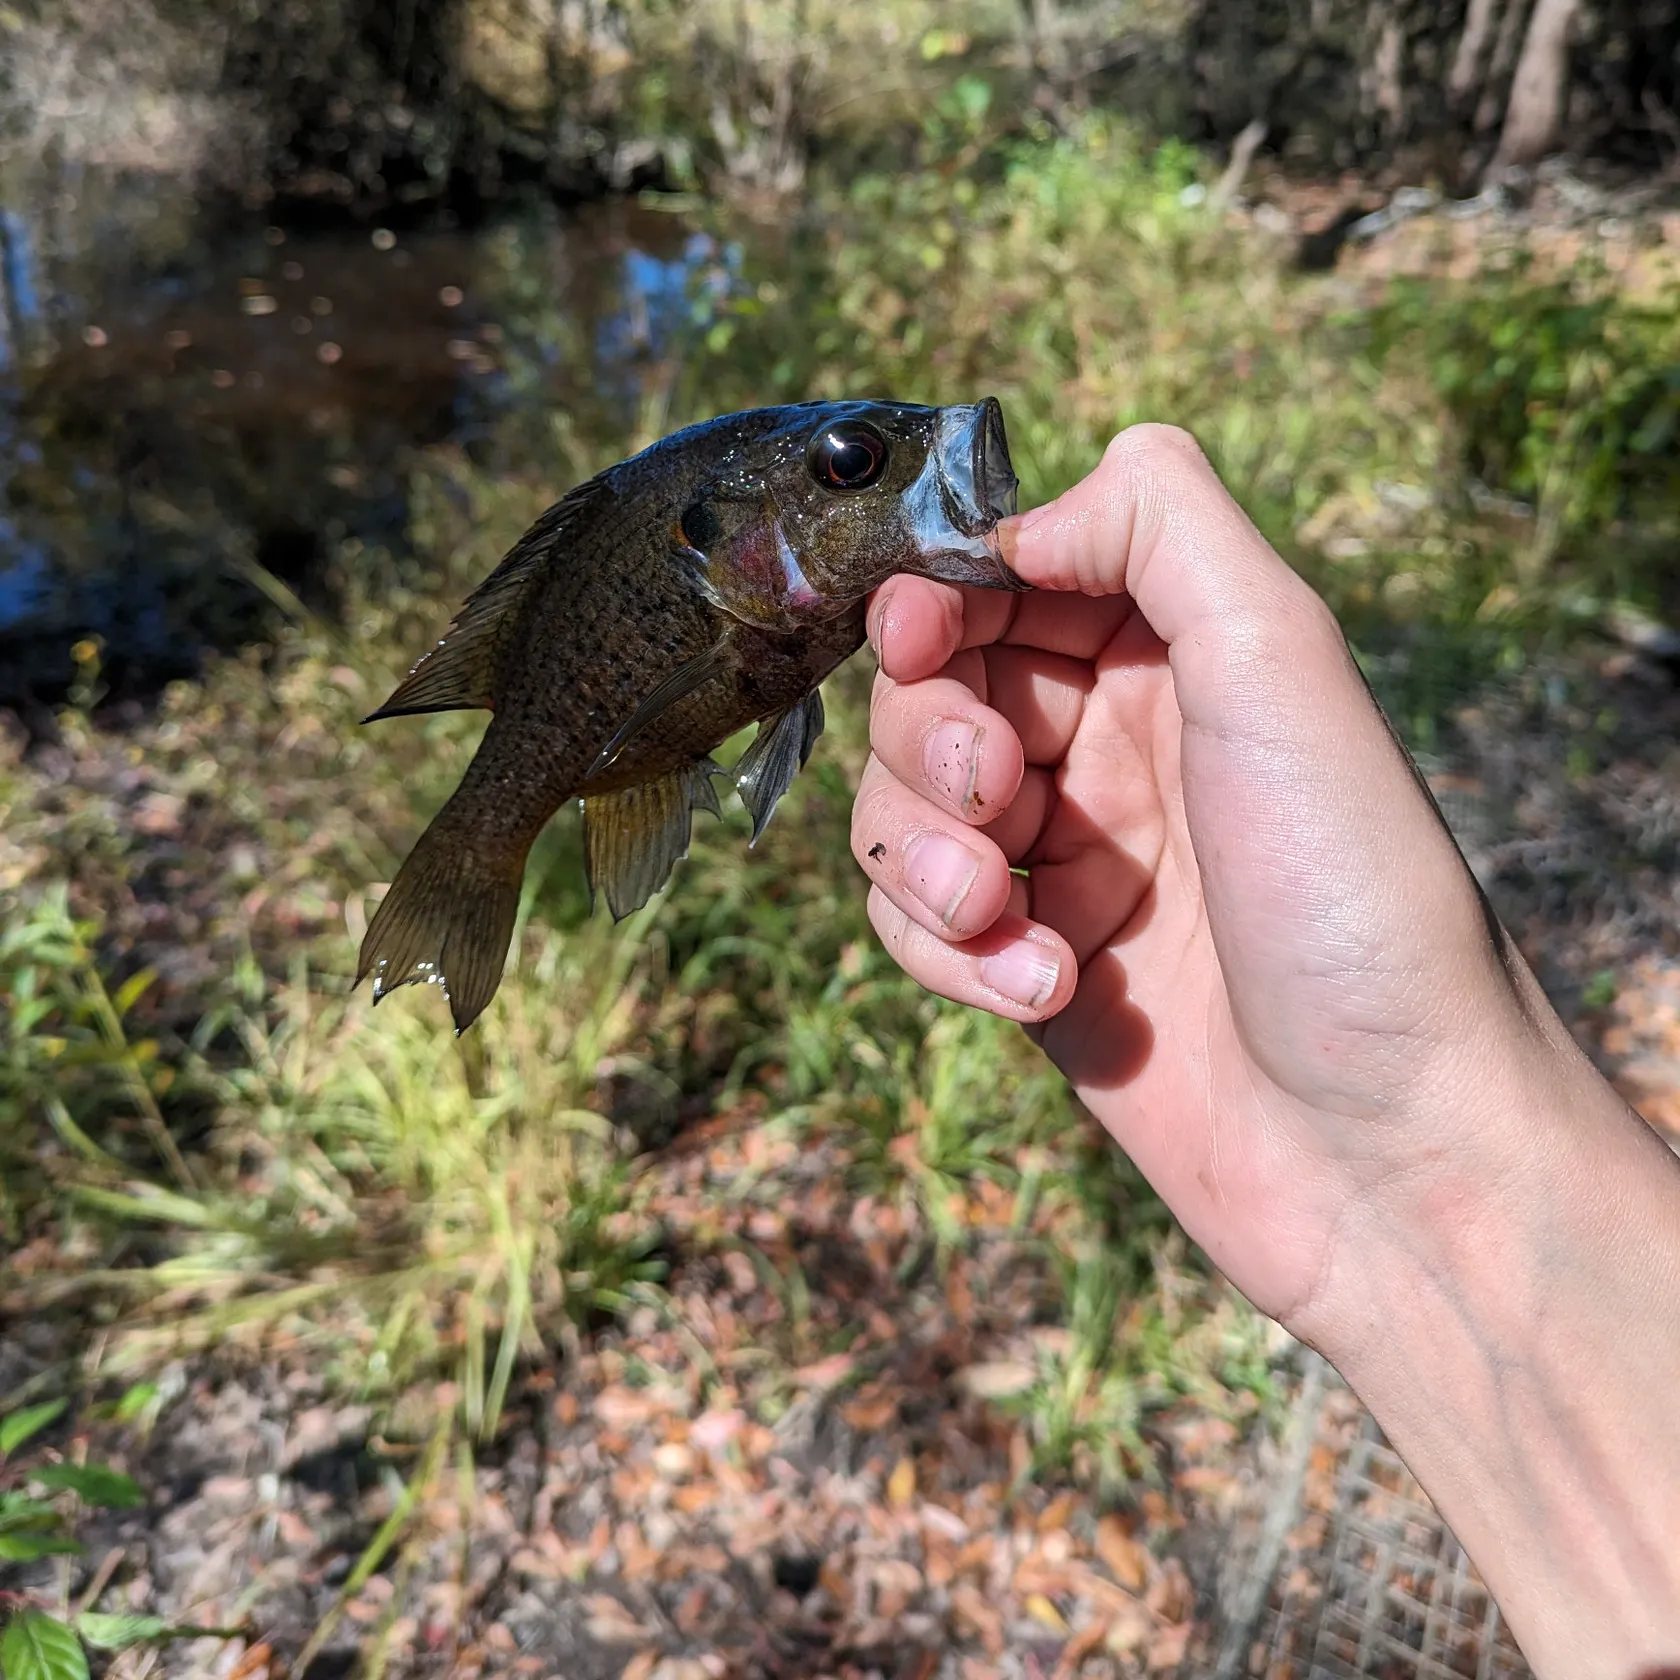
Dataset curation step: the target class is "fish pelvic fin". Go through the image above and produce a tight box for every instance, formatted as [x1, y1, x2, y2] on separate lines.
[583, 759, 726, 920]
[736, 689, 826, 845]
[364, 477, 607, 723]
[355, 802, 528, 1034]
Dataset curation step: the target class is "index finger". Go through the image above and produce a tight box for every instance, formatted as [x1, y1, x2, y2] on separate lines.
[867, 576, 1016, 683]
[1002, 423, 1332, 684]
[868, 576, 1135, 684]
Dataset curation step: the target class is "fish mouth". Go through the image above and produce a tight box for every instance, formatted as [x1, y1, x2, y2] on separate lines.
[938, 396, 1020, 536]
[901, 397, 1027, 591]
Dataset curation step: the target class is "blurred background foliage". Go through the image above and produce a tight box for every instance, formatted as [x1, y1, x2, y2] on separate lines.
[1, 0, 1678, 1486]
[2, 0, 1677, 207]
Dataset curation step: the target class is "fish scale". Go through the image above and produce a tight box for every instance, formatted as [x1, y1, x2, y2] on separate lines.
[355, 396, 1023, 1032]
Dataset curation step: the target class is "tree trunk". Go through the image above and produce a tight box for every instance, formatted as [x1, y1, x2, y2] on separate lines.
[1367, 8, 1406, 138]
[1474, 0, 1532, 131]
[1491, 0, 1580, 166]
[1448, 0, 1503, 110]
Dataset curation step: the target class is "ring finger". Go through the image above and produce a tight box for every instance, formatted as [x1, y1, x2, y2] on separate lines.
[852, 756, 1014, 941]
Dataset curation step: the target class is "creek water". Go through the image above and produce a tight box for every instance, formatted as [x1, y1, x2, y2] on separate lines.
[0, 170, 734, 714]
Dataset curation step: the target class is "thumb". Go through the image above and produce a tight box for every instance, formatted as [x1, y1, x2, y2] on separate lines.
[1008, 425, 1504, 1110]
[1003, 424, 1332, 746]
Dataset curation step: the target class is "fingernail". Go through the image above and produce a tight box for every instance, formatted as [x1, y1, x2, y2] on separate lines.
[904, 833, 981, 927]
[866, 587, 891, 656]
[994, 515, 1020, 565]
[924, 719, 981, 811]
[1001, 503, 1049, 553]
[979, 939, 1061, 1009]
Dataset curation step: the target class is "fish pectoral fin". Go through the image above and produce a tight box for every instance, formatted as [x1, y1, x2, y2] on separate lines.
[588, 637, 733, 777]
[736, 689, 826, 845]
[355, 800, 528, 1034]
[583, 759, 726, 920]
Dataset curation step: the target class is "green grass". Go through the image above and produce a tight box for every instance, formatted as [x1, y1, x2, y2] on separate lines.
[4, 110, 1677, 1492]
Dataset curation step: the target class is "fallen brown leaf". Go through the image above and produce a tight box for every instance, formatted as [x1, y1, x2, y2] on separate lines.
[1146, 1619, 1190, 1670]
[956, 1361, 1037, 1401]
[1054, 1618, 1110, 1679]
[887, 1455, 918, 1508]
[584, 1592, 651, 1644]
[951, 1582, 1006, 1654]
[1095, 1515, 1149, 1590]
[223, 1642, 273, 1680]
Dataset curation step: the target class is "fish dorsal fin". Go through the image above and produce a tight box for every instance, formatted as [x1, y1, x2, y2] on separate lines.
[586, 636, 733, 778]
[582, 759, 725, 920]
[735, 689, 826, 844]
[364, 478, 606, 723]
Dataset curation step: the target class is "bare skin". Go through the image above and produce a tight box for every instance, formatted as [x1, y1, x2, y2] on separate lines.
[852, 423, 1680, 1678]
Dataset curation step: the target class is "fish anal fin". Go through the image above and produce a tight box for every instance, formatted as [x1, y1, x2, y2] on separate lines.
[355, 801, 528, 1033]
[736, 689, 826, 845]
[583, 760, 725, 920]
[587, 638, 733, 777]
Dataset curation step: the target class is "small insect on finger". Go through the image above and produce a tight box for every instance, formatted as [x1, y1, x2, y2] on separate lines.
[867, 842, 886, 861]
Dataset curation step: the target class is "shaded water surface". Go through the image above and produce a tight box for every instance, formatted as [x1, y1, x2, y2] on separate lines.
[0, 173, 733, 713]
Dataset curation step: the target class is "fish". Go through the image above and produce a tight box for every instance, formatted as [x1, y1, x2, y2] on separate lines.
[356, 396, 1023, 1033]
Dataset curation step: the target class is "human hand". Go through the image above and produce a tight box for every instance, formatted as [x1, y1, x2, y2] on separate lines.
[853, 423, 1559, 1333]
[853, 425, 1680, 1676]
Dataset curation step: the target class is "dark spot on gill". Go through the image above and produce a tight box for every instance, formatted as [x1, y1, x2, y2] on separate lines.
[679, 499, 722, 551]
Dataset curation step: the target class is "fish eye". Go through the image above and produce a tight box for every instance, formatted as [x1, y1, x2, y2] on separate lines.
[807, 421, 887, 491]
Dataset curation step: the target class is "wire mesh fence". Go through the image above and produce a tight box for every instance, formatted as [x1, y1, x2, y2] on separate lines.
[1207, 1356, 1533, 1680]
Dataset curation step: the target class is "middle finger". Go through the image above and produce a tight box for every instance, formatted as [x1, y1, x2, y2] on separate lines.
[867, 670, 1024, 823]
[869, 649, 1091, 819]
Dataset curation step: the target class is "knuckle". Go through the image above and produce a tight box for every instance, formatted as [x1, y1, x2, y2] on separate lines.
[1220, 578, 1345, 683]
[1294, 587, 1346, 652]
[1266, 575, 1344, 656]
[946, 647, 988, 700]
[867, 671, 893, 735]
[1103, 422, 1206, 477]
[849, 766, 889, 845]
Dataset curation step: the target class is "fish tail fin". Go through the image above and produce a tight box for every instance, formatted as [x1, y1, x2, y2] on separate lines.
[583, 759, 724, 920]
[356, 800, 528, 1034]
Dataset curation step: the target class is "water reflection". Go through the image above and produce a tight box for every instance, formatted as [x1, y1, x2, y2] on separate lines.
[0, 208, 45, 370]
[598, 232, 740, 390]
[0, 174, 730, 712]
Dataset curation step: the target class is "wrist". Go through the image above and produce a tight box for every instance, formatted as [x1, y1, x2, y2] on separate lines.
[1291, 1013, 1680, 1676]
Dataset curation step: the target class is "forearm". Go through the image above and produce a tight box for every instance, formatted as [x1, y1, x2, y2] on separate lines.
[1302, 1031, 1680, 1678]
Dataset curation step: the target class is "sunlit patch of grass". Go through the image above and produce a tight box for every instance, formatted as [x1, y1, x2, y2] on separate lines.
[1, 885, 202, 1240]
[11, 904, 669, 1437]
[1000, 1235, 1275, 1492]
[674, 110, 1680, 663]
